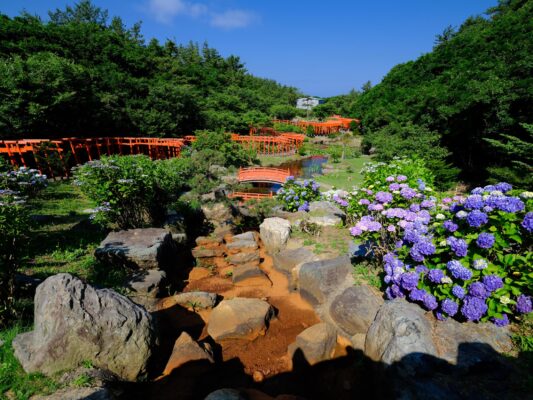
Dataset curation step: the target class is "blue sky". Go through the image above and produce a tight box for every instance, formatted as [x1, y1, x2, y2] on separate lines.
[2, 0, 497, 97]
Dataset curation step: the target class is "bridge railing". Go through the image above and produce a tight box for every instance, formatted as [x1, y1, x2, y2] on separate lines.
[228, 191, 274, 201]
[238, 167, 291, 183]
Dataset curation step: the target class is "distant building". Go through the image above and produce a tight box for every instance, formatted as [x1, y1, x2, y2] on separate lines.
[296, 97, 324, 110]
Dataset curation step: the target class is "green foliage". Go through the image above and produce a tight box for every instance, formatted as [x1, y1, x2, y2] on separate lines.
[273, 122, 303, 133]
[192, 130, 254, 167]
[327, 146, 342, 163]
[276, 177, 321, 212]
[0, 3, 300, 138]
[485, 123, 533, 189]
[353, 1, 533, 184]
[360, 157, 435, 193]
[305, 125, 315, 137]
[0, 167, 47, 198]
[73, 155, 189, 228]
[270, 104, 298, 120]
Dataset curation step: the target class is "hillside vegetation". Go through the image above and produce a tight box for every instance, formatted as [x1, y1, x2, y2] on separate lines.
[0, 1, 300, 138]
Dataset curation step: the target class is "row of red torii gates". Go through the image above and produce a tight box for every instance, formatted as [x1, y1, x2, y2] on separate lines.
[0, 133, 305, 178]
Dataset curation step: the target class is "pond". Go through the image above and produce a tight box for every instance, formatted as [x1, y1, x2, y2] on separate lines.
[239, 156, 328, 195]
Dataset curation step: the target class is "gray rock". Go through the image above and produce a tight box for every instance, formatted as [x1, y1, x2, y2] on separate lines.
[232, 264, 271, 287]
[192, 247, 224, 258]
[173, 291, 218, 309]
[201, 203, 235, 230]
[231, 231, 256, 242]
[432, 317, 513, 369]
[204, 389, 246, 400]
[227, 251, 260, 265]
[226, 231, 258, 250]
[13, 274, 155, 381]
[288, 323, 337, 365]
[207, 298, 274, 341]
[209, 164, 228, 175]
[259, 217, 291, 253]
[196, 236, 223, 246]
[201, 191, 217, 202]
[272, 247, 317, 287]
[329, 285, 384, 336]
[95, 228, 177, 270]
[309, 201, 346, 220]
[126, 269, 166, 298]
[365, 299, 437, 376]
[163, 332, 214, 375]
[163, 214, 188, 244]
[298, 255, 352, 305]
[31, 387, 114, 400]
[308, 214, 343, 227]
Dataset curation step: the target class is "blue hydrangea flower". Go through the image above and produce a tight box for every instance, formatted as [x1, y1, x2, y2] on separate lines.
[400, 187, 417, 200]
[375, 191, 393, 203]
[422, 293, 438, 310]
[447, 237, 468, 257]
[494, 182, 512, 193]
[443, 220, 458, 232]
[400, 272, 419, 291]
[516, 295, 532, 314]
[452, 285, 466, 299]
[466, 210, 488, 227]
[472, 259, 488, 270]
[468, 282, 488, 298]
[446, 260, 472, 280]
[461, 296, 488, 321]
[441, 298, 459, 316]
[476, 232, 495, 249]
[464, 194, 484, 210]
[409, 288, 427, 302]
[492, 314, 509, 327]
[522, 212, 533, 232]
[428, 269, 444, 283]
[482, 275, 503, 292]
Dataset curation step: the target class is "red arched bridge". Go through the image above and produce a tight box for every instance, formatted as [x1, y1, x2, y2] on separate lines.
[237, 167, 290, 184]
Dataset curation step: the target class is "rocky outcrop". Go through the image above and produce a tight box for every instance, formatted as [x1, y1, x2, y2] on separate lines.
[298, 255, 352, 305]
[207, 298, 274, 341]
[126, 269, 166, 298]
[272, 247, 317, 288]
[308, 201, 346, 227]
[163, 332, 214, 375]
[13, 274, 155, 381]
[365, 299, 437, 376]
[95, 228, 177, 270]
[288, 323, 337, 365]
[232, 264, 271, 287]
[329, 285, 383, 336]
[201, 202, 236, 234]
[259, 217, 291, 253]
[227, 251, 260, 265]
[173, 291, 218, 309]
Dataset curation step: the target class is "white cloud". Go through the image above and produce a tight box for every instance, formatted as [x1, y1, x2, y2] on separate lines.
[148, 0, 207, 23]
[210, 9, 257, 29]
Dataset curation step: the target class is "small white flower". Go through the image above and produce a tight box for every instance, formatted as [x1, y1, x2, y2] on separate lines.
[456, 210, 468, 219]
[520, 191, 533, 199]
[490, 190, 503, 196]
[425, 187, 433, 192]
[439, 240, 447, 247]
[435, 213, 445, 220]
[499, 296, 511, 305]
[441, 276, 453, 284]
[483, 195, 490, 200]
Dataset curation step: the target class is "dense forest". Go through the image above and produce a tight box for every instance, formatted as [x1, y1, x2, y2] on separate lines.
[0, 1, 301, 138]
[328, 0, 532, 188]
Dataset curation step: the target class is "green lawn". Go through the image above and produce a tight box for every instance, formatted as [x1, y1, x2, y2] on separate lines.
[315, 155, 371, 191]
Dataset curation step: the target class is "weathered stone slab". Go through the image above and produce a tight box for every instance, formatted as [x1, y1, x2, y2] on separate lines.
[232, 264, 271, 287]
[259, 217, 291, 253]
[227, 251, 260, 265]
[191, 247, 224, 258]
[162, 332, 214, 375]
[173, 291, 218, 309]
[329, 285, 383, 336]
[288, 323, 337, 365]
[207, 298, 274, 341]
[126, 269, 166, 298]
[95, 228, 177, 270]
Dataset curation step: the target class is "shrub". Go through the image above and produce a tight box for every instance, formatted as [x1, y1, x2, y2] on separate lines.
[276, 177, 321, 212]
[273, 122, 304, 134]
[0, 193, 30, 325]
[73, 155, 189, 229]
[361, 157, 434, 192]
[192, 130, 253, 167]
[348, 178, 532, 325]
[305, 125, 315, 137]
[327, 146, 342, 163]
[0, 166, 47, 198]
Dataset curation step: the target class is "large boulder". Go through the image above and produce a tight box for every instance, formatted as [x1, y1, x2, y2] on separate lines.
[207, 298, 274, 341]
[226, 231, 258, 251]
[227, 251, 260, 265]
[232, 264, 271, 287]
[126, 269, 166, 298]
[173, 291, 218, 309]
[259, 217, 291, 253]
[201, 202, 235, 231]
[365, 299, 437, 376]
[163, 332, 214, 375]
[298, 255, 352, 305]
[288, 323, 337, 365]
[95, 228, 177, 270]
[13, 274, 155, 381]
[329, 285, 384, 336]
[308, 201, 346, 227]
[272, 247, 317, 288]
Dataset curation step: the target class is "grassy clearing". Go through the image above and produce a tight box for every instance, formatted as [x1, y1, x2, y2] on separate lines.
[315, 156, 370, 191]
[258, 153, 302, 166]
[0, 325, 62, 400]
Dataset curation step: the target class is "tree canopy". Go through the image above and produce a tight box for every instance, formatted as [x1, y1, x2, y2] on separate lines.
[0, 1, 300, 138]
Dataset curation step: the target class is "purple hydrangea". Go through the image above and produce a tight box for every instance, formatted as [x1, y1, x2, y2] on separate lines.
[400, 272, 419, 291]
[415, 265, 429, 275]
[389, 183, 400, 191]
[464, 195, 484, 210]
[397, 175, 407, 182]
[422, 293, 438, 310]
[428, 269, 444, 283]
[486, 196, 524, 213]
[452, 285, 466, 299]
[409, 288, 427, 302]
[298, 201, 310, 212]
[467, 210, 488, 228]
[516, 295, 532, 314]
[476, 232, 495, 249]
[446, 260, 472, 280]
[522, 212, 533, 232]
[441, 298, 459, 316]
[468, 282, 488, 299]
[494, 182, 512, 193]
[400, 187, 417, 200]
[386, 176, 395, 182]
[447, 237, 468, 257]
[461, 296, 488, 321]
[387, 225, 396, 232]
[420, 200, 435, 209]
[482, 275, 503, 292]
[443, 220, 458, 232]
[359, 198, 370, 205]
[375, 191, 393, 203]
[492, 314, 509, 327]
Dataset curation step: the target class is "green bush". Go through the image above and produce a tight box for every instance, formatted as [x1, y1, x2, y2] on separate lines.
[305, 125, 315, 137]
[192, 130, 254, 167]
[0, 167, 47, 198]
[327, 146, 342, 163]
[273, 122, 303, 134]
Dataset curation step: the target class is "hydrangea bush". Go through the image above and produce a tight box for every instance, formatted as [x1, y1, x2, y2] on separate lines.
[0, 166, 47, 198]
[348, 178, 532, 325]
[276, 176, 321, 212]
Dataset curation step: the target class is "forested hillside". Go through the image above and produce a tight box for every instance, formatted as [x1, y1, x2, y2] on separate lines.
[0, 2, 300, 138]
[353, 0, 532, 188]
